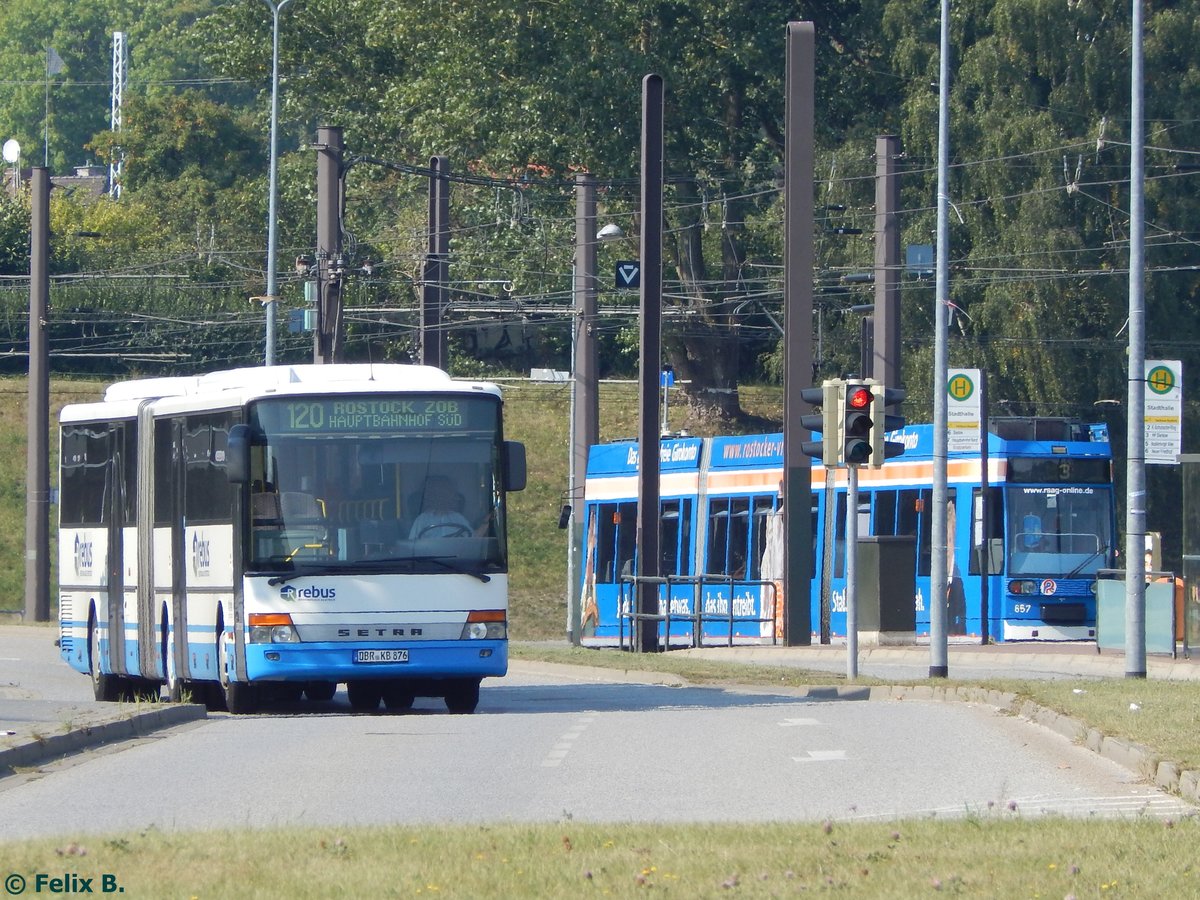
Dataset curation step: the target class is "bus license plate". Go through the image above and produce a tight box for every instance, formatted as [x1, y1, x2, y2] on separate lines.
[355, 649, 409, 664]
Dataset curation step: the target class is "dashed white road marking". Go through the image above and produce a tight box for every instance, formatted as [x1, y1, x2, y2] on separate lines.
[793, 750, 848, 762]
[542, 715, 596, 768]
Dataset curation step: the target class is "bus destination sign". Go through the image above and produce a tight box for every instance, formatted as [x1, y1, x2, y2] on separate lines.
[259, 396, 490, 434]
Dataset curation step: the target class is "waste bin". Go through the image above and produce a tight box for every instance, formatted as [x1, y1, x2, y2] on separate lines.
[857, 535, 916, 644]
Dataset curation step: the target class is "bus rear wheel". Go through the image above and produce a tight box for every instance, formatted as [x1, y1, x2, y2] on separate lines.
[89, 614, 121, 702]
[444, 679, 480, 714]
[347, 681, 382, 711]
[382, 682, 415, 711]
[304, 681, 337, 702]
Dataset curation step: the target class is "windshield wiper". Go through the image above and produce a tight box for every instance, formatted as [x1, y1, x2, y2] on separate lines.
[1065, 546, 1108, 579]
[358, 555, 492, 583]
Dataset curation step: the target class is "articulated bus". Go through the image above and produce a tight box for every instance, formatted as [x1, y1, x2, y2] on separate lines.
[59, 364, 526, 714]
[579, 418, 1116, 645]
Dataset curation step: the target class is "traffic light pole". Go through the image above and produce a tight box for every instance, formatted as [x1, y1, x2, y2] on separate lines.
[845, 466, 859, 679]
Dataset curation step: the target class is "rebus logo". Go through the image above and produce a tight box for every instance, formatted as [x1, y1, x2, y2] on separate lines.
[280, 584, 337, 602]
[192, 532, 212, 576]
[74, 534, 94, 577]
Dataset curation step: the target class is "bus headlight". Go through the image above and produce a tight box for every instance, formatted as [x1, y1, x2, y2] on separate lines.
[1008, 580, 1038, 595]
[461, 610, 506, 640]
[249, 613, 300, 643]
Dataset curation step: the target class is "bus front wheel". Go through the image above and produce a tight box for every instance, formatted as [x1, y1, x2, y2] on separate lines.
[444, 679, 480, 714]
[218, 629, 258, 715]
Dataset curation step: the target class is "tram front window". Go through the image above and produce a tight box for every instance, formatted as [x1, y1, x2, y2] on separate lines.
[1005, 486, 1114, 577]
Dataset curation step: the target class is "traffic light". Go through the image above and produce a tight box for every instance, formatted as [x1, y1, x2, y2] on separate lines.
[869, 383, 907, 467]
[799, 381, 840, 466]
[842, 381, 874, 466]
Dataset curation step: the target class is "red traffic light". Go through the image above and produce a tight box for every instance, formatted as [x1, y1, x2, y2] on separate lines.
[847, 386, 872, 409]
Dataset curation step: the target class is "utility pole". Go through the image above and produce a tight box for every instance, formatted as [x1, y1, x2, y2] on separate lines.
[930, 0, 952, 678]
[872, 135, 901, 387]
[636, 74, 664, 653]
[421, 155, 450, 369]
[567, 173, 598, 644]
[314, 125, 343, 364]
[1125, 0, 1147, 679]
[25, 167, 51, 622]
[783, 22, 816, 646]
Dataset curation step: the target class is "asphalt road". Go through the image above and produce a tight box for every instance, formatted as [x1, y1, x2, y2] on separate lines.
[0, 629, 1194, 839]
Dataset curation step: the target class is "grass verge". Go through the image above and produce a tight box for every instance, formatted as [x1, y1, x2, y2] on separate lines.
[0, 819, 1195, 898]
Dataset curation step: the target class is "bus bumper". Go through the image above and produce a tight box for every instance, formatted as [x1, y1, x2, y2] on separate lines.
[244, 640, 508, 682]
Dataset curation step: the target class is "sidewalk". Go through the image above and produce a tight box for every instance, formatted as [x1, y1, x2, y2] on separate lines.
[676, 639, 1200, 682]
[0, 698, 206, 776]
[0, 622, 207, 777]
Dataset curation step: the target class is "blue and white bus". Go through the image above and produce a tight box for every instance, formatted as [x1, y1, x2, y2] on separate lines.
[579, 418, 1116, 645]
[59, 364, 526, 714]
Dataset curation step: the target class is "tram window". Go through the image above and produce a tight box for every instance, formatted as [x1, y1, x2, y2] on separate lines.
[661, 500, 682, 576]
[728, 498, 750, 578]
[897, 489, 933, 576]
[654, 499, 694, 576]
[874, 490, 898, 536]
[706, 498, 731, 575]
[594, 502, 623, 584]
[833, 493, 847, 578]
[749, 499, 773, 580]
[60, 423, 112, 527]
[969, 487, 1004, 575]
[811, 493, 819, 579]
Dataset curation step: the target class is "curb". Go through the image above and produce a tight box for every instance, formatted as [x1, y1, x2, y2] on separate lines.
[0, 704, 207, 776]
[877, 684, 1200, 808]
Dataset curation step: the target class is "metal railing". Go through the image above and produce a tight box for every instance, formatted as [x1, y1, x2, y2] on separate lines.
[617, 573, 779, 651]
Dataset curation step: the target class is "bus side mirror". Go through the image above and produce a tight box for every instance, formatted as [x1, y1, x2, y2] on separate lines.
[226, 424, 251, 484]
[504, 440, 527, 492]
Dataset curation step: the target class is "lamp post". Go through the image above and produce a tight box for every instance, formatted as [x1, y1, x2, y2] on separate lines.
[262, 0, 294, 366]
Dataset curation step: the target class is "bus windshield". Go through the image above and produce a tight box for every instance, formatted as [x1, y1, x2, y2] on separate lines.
[1005, 485, 1114, 577]
[245, 394, 507, 574]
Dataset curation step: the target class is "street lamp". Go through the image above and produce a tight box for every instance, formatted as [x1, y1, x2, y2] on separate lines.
[262, 0, 294, 366]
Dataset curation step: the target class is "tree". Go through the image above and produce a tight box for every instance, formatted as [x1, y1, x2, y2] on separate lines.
[194, 0, 895, 423]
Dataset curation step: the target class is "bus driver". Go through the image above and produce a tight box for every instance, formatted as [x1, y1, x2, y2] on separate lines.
[409, 475, 474, 538]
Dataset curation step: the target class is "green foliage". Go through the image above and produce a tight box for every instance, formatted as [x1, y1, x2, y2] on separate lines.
[0, 193, 30, 275]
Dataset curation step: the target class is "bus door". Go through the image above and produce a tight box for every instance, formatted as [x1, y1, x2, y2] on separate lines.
[106, 424, 127, 675]
[137, 415, 181, 680]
